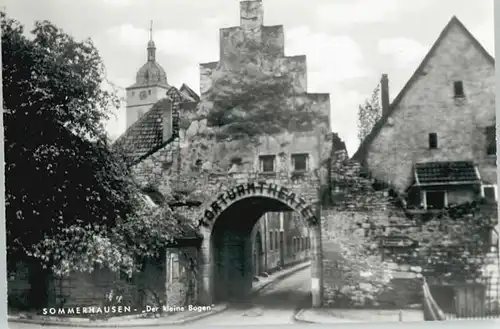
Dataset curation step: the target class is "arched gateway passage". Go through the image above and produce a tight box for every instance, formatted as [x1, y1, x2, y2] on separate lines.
[197, 181, 323, 308]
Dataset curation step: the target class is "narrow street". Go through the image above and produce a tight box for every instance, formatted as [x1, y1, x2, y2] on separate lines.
[8, 267, 311, 329]
[190, 266, 311, 326]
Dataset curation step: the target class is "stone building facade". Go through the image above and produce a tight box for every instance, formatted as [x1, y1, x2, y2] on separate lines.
[113, 0, 330, 307]
[352, 16, 499, 312]
[353, 16, 496, 208]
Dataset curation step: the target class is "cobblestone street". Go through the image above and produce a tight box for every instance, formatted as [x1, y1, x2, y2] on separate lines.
[190, 266, 313, 326]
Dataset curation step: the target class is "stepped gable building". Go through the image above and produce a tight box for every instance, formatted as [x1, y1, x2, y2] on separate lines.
[114, 0, 332, 307]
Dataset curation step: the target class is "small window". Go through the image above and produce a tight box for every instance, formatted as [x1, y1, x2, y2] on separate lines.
[482, 185, 497, 203]
[259, 155, 275, 173]
[429, 133, 438, 149]
[486, 126, 496, 155]
[131, 91, 135, 96]
[291, 153, 308, 172]
[230, 157, 243, 166]
[425, 190, 447, 209]
[148, 89, 152, 95]
[453, 81, 464, 97]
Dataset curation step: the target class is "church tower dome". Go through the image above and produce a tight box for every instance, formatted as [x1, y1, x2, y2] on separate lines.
[133, 22, 168, 88]
[125, 21, 170, 129]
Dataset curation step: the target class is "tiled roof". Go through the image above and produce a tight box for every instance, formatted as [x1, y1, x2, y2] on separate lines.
[179, 83, 200, 102]
[113, 86, 195, 164]
[352, 16, 495, 163]
[415, 161, 480, 185]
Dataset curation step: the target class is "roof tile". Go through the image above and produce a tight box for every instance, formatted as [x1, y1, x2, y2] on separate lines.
[113, 86, 196, 164]
[415, 161, 480, 184]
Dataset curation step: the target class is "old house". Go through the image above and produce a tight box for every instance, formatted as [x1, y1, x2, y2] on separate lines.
[353, 16, 496, 218]
[352, 16, 498, 313]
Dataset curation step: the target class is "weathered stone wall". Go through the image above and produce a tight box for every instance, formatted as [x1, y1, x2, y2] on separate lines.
[365, 23, 496, 192]
[324, 147, 499, 311]
[38, 247, 198, 310]
[7, 261, 31, 310]
[322, 149, 421, 308]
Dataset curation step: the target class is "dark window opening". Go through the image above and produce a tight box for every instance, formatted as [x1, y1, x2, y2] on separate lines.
[429, 133, 438, 149]
[483, 186, 496, 203]
[291, 153, 308, 171]
[486, 126, 496, 155]
[453, 81, 464, 97]
[148, 89, 152, 95]
[269, 232, 274, 250]
[426, 191, 446, 209]
[259, 155, 275, 173]
[230, 157, 243, 166]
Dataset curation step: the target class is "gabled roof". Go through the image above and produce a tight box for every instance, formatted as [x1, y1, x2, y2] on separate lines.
[179, 83, 200, 102]
[352, 16, 495, 163]
[113, 86, 195, 165]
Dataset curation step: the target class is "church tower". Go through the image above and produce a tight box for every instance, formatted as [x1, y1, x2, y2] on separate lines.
[125, 21, 169, 128]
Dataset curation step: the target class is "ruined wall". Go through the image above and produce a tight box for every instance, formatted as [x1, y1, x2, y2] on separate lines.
[325, 148, 499, 311]
[322, 149, 419, 308]
[365, 23, 496, 192]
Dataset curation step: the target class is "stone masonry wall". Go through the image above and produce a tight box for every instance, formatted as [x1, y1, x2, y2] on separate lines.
[322, 149, 421, 308]
[325, 147, 499, 311]
[365, 22, 496, 192]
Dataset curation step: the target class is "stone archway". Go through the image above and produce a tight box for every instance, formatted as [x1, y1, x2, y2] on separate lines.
[197, 181, 323, 307]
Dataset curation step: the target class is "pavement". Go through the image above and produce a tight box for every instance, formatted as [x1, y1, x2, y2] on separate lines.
[190, 263, 312, 326]
[294, 308, 425, 323]
[8, 261, 311, 328]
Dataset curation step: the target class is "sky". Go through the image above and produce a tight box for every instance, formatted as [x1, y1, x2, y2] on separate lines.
[3, 0, 495, 156]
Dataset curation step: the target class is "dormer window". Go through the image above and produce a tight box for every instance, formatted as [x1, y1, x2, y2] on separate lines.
[291, 153, 309, 172]
[259, 155, 275, 173]
[453, 81, 464, 97]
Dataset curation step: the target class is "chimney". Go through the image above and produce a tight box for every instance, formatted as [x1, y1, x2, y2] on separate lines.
[240, 0, 264, 28]
[380, 74, 390, 116]
[162, 98, 173, 142]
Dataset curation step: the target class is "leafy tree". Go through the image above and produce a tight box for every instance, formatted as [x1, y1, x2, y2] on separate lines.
[357, 84, 382, 142]
[2, 13, 184, 279]
[205, 38, 326, 139]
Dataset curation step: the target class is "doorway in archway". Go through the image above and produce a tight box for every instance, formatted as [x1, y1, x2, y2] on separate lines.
[202, 192, 322, 306]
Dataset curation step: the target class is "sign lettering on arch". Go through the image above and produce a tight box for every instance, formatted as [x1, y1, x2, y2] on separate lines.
[201, 181, 317, 226]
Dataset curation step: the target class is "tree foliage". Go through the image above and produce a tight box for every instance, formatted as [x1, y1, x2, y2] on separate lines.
[205, 37, 324, 139]
[2, 14, 184, 277]
[357, 84, 382, 142]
